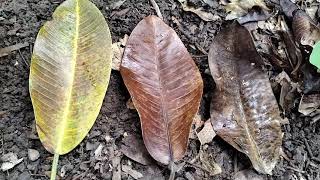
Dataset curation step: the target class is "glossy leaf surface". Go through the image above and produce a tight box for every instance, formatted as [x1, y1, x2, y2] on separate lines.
[208, 22, 282, 174]
[29, 0, 113, 155]
[120, 16, 203, 165]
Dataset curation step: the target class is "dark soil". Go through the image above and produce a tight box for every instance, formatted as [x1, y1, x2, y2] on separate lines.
[0, 0, 320, 179]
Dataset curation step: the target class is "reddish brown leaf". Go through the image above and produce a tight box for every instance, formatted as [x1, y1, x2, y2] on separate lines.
[120, 16, 203, 165]
[208, 22, 282, 174]
[293, 10, 320, 46]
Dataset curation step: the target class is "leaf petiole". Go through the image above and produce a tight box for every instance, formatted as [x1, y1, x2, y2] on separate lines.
[50, 153, 59, 180]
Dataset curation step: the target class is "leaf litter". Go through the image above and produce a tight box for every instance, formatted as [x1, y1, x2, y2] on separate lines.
[208, 22, 283, 174]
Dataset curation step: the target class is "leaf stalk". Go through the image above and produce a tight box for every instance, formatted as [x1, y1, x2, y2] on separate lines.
[50, 153, 59, 180]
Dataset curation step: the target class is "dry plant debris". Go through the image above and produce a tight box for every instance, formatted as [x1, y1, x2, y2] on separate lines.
[120, 15, 203, 165]
[209, 22, 282, 174]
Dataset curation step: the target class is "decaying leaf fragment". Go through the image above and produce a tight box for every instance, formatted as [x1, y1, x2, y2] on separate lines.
[120, 15, 203, 165]
[292, 10, 320, 47]
[178, 0, 220, 21]
[29, 0, 112, 178]
[224, 0, 268, 20]
[208, 22, 282, 174]
[298, 94, 320, 116]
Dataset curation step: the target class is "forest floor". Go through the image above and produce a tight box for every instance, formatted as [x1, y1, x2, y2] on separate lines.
[1, 0, 320, 179]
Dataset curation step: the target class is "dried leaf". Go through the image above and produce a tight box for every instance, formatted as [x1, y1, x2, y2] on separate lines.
[196, 120, 216, 145]
[112, 34, 129, 71]
[237, 7, 271, 25]
[224, 0, 268, 20]
[208, 22, 282, 174]
[122, 165, 143, 179]
[120, 133, 154, 165]
[178, 0, 220, 21]
[29, 0, 113, 155]
[120, 16, 203, 164]
[302, 64, 320, 93]
[298, 94, 320, 115]
[1, 153, 23, 171]
[292, 10, 320, 46]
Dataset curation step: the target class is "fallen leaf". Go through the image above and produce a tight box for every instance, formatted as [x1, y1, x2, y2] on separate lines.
[275, 71, 300, 113]
[298, 94, 320, 115]
[120, 133, 154, 165]
[310, 41, 320, 69]
[178, 0, 220, 21]
[224, 0, 269, 20]
[29, 0, 113, 178]
[120, 15, 203, 165]
[237, 7, 271, 24]
[122, 165, 143, 179]
[112, 34, 129, 71]
[292, 10, 320, 46]
[208, 22, 283, 174]
[110, 0, 126, 9]
[199, 149, 222, 176]
[302, 64, 320, 93]
[94, 144, 104, 161]
[196, 120, 216, 145]
[1, 152, 23, 171]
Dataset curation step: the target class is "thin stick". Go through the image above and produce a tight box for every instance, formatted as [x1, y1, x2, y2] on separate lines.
[0, 42, 29, 58]
[168, 161, 176, 180]
[50, 153, 59, 180]
[149, 0, 163, 20]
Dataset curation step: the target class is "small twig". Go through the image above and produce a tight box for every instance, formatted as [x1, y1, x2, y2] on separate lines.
[0, 42, 29, 57]
[149, 0, 163, 20]
[287, 166, 306, 174]
[311, 157, 320, 163]
[303, 138, 313, 158]
[18, 49, 29, 67]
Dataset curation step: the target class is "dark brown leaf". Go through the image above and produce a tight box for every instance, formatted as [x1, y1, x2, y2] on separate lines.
[302, 64, 320, 94]
[120, 133, 154, 165]
[292, 10, 320, 46]
[208, 22, 282, 174]
[120, 16, 203, 165]
[281, 31, 303, 75]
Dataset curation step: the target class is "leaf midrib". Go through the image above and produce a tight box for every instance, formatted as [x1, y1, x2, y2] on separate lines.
[57, 0, 80, 153]
[151, 18, 174, 162]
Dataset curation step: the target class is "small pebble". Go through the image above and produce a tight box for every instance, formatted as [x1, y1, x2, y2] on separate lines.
[28, 149, 40, 161]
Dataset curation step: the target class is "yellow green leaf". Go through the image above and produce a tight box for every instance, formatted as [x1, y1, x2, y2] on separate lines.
[29, 0, 112, 155]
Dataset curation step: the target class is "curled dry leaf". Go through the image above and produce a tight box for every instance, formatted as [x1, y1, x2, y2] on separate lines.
[120, 15, 203, 165]
[112, 34, 129, 71]
[292, 10, 320, 47]
[298, 94, 320, 115]
[224, 0, 268, 20]
[29, 0, 113, 155]
[208, 22, 282, 174]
